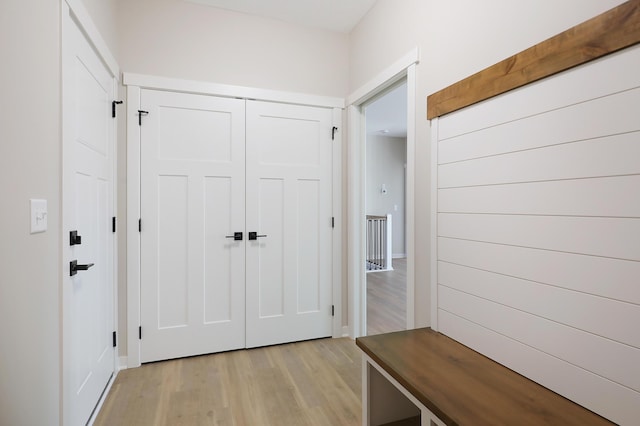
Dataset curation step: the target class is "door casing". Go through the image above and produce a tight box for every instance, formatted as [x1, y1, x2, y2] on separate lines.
[346, 48, 419, 338]
[125, 74, 344, 368]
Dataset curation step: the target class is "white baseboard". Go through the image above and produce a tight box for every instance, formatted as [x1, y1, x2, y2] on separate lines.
[118, 356, 128, 371]
[342, 326, 350, 338]
[392, 253, 407, 259]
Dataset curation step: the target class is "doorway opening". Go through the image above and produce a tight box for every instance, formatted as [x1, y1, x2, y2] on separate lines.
[364, 82, 408, 335]
[346, 48, 418, 338]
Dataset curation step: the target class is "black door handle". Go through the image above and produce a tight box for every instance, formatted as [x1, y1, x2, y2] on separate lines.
[225, 232, 243, 241]
[248, 232, 267, 241]
[70, 260, 95, 276]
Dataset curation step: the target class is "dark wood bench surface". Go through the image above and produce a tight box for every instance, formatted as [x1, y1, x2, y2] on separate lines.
[356, 328, 613, 426]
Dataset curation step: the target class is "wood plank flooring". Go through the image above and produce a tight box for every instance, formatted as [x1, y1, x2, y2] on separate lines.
[367, 257, 407, 336]
[95, 338, 362, 426]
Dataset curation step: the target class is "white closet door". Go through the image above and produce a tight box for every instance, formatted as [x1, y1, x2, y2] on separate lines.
[62, 11, 115, 425]
[140, 90, 246, 362]
[245, 101, 333, 348]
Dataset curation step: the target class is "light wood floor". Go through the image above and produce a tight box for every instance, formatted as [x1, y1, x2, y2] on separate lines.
[95, 338, 362, 426]
[367, 257, 407, 336]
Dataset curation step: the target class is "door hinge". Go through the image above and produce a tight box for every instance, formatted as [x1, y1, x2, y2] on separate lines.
[112, 217, 116, 233]
[332, 217, 335, 228]
[112, 100, 123, 118]
[331, 305, 335, 317]
[112, 331, 117, 348]
[138, 219, 141, 232]
[332, 126, 338, 140]
[139, 326, 142, 340]
[137, 110, 149, 126]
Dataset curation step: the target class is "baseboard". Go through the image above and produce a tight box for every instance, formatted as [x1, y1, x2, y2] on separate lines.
[342, 326, 350, 338]
[392, 253, 407, 259]
[118, 356, 128, 371]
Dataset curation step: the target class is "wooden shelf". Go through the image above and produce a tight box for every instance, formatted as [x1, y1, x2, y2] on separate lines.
[427, 0, 640, 119]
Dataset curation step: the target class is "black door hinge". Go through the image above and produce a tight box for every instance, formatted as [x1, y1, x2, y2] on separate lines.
[137, 110, 149, 126]
[112, 217, 116, 233]
[112, 331, 117, 348]
[138, 219, 142, 232]
[112, 100, 123, 118]
[331, 217, 335, 228]
[139, 326, 142, 340]
[332, 126, 338, 140]
[331, 305, 335, 317]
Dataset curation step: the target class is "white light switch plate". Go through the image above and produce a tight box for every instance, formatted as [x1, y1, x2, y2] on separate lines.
[30, 199, 48, 234]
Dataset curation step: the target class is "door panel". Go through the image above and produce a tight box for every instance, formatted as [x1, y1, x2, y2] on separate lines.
[246, 101, 333, 348]
[63, 14, 115, 426]
[140, 90, 246, 363]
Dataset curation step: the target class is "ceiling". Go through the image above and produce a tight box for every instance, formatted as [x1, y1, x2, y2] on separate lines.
[185, 0, 378, 33]
[366, 82, 408, 138]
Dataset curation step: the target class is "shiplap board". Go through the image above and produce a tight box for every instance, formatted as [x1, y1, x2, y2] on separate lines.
[438, 44, 640, 141]
[438, 284, 640, 392]
[434, 42, 640, 425]
[438, 238, 640, 305]
[438, 310, 639, 426]
[439, 132, 640, 188]
[438, 175, 640, 217]
[439, 87, 640, 164]
[438, 213, 640, 261]
[438, 262, 640, 349]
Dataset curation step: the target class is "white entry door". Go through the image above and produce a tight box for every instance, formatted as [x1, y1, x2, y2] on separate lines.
[62, 9, 116, 426]
[245, 101, 333, 348]
[140, 90, 246, 363]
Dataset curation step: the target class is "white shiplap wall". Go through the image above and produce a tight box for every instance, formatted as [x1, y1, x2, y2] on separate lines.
[432, 44, 640, 426]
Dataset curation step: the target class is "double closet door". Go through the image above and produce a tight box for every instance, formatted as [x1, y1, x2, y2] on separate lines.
[140, 90, 333, 363]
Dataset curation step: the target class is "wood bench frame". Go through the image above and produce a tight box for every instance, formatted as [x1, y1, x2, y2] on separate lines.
[356, 328, 612, 426]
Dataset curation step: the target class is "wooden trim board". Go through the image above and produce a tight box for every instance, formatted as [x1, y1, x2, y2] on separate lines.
[427, 0, 640, 119]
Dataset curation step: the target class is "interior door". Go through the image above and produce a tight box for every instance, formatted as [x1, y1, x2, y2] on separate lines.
[63, 11, 115, 426]
[245, 101, 333, 348]
[140, 90, 246, 363]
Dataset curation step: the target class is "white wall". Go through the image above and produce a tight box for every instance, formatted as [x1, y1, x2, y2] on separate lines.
[349, 0, 627, 327]
[0, 1, 61, 424]
[117, 0, 349, 97]
[366, 135, 407, 256]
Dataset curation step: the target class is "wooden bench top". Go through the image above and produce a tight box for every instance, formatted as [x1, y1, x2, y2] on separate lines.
[356, 328, 613, 426]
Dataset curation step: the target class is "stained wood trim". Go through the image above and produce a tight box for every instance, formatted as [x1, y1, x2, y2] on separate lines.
[427, 0, 640, 119]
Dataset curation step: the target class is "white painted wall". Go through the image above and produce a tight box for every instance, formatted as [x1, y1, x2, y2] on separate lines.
[349, 0, 627, 327]
[0, 1, 61, 424]
[117, 0, 349, 97]
[366, 135, 407, 256]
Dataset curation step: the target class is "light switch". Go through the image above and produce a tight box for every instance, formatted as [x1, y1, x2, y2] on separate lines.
[30, 199, 48, 234]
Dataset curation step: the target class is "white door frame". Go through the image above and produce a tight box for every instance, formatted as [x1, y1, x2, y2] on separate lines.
[347, 48, 419, 338]
[125, 74, 345, 368]
[61, 0, 120, 423]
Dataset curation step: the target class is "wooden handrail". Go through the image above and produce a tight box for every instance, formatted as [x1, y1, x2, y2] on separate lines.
[427, 0, 640, 119]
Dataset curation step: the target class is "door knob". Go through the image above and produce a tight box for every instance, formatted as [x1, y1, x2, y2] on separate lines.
[70, 260, 95, 276]
[225, 232, 243, 241]
[248, 232, 267, 241]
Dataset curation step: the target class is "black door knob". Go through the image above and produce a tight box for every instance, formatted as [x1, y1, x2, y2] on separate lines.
[248, 232, 267, 241]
